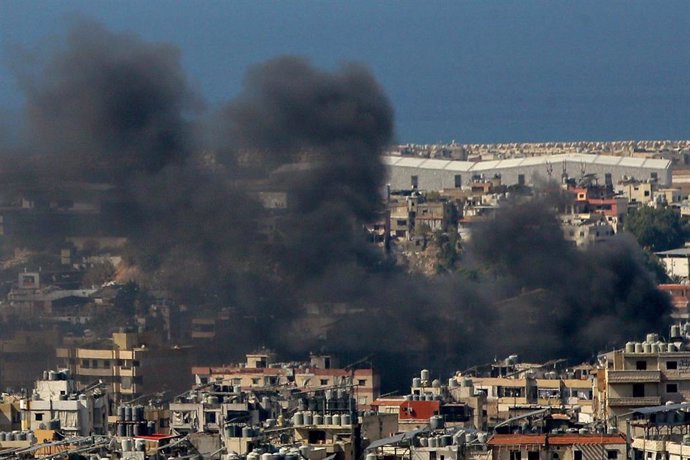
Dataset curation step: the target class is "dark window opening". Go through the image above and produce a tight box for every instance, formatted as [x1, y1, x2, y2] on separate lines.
[454, 175, 462, 188]
[632, 383, 645, 398]
[528, 452, 539, 460]
[636, 361, 647, 370]
[308, 430, 327, 444]
[608, 451, 618, 460]
[411, 176, 418, 188]
[667, 361, 678, 370]
[667, 383, 678, 393]
[510, 451, 522, 460]
[518, 174, 525, 186]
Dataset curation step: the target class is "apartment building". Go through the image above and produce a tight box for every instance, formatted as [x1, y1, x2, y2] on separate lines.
[192, 352, 380, 408]
[56, 331, 193, 405]
[596, 330, 690, 423]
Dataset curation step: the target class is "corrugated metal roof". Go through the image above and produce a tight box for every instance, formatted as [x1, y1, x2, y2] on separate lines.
[655, 248, 690, 257]
[381, 154, 670, 174]
[366, 428, 428, 450]
[419, 159, 451, 169]
[630, 402, 690, 415]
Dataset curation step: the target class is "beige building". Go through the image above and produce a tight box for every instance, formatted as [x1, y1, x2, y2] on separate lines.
[56, 332, 193, 405]
[487, 434, 626, 460]
[193, 352, 380, 409]
[596, 333, 690, 424]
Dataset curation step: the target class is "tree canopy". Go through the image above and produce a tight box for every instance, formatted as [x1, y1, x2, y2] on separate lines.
[624, 206, 687, 252]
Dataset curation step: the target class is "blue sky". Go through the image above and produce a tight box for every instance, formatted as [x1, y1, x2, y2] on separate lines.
[2, 1, 690, 143]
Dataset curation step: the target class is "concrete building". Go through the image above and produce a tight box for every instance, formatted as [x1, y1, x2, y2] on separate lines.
[655, 248, 690, 280]
[56, 331, 193, 406]
[22, 369, 109, 436]
[192, 352, 380, 409]
[487, 433, 626, 460]
[596, 330, 690, 423]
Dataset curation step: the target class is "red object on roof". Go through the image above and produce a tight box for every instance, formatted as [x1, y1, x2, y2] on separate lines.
[488, 434, 626, 446]
[398, 400, 440, 420]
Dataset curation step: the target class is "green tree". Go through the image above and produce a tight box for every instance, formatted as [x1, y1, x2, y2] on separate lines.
[624, 206, 686, 252]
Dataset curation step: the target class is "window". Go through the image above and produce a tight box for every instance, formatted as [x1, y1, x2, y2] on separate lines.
[103, 360, 110, 368]
[205, 412, 217, 424]
[529, 452, 539, 460]
[605, 173, 612, 186]
[82, 359, 90, 368]
[607, 451, 618, 460]
[411, 176, 418, 188]
[632, 383, 645, 398]
[320, 379, 329, 385]
[510, 451, 522, 460]
[251, 378, 260, 385]
[132, 360, 140, 367]
[454, 175, 462, 188]
[574, 452, 583, 460]
[667, 361, 678, 370]
[35, 413, 43, 421]
[397, 219, 407, 226]
[91, 359, 98, 368]
[636, 361, 647, 370]
[358, 379, 367, 386]
[308, 430, 327, 444]
[651, 172, 658, 181]
[667, 383, 678, 393]
[518, 174, 525, 186]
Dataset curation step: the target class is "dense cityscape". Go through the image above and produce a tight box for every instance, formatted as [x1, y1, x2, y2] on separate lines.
[3, 3, 690, 459]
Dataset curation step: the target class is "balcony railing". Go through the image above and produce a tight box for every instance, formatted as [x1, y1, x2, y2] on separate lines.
[607, 370, 661, 383]
[608, 396, 662, 407]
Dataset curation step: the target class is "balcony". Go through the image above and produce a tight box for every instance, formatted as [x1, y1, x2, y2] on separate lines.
[608, 396, 662, 407]
[607, 370, 661, 383]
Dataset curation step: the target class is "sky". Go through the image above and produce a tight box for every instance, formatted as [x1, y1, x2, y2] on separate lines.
[2, 1, 690, 144]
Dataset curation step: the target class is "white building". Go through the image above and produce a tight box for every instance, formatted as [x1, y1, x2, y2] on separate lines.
[22, 370, 109, 436]
[656, 248, 690, 280]
[384, 153, 671, 192]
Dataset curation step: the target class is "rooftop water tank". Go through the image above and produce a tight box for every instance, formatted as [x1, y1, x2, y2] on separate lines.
[303, 412, 313, 426]
[672, 325, 682, 338]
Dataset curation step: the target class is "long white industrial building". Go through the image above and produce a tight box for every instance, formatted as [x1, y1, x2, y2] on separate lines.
[383, 153, 672, 191]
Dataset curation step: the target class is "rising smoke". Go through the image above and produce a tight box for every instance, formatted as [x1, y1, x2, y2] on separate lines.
[2, 20, 671, 388]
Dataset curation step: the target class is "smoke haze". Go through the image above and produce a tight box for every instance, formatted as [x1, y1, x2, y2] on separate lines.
[1, 20, 672, 388]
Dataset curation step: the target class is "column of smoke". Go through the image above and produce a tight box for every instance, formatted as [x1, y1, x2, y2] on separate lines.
[3, 20, 670, 388]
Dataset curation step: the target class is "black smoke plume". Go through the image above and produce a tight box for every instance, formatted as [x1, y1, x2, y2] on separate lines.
[2, 20, 671, 390]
